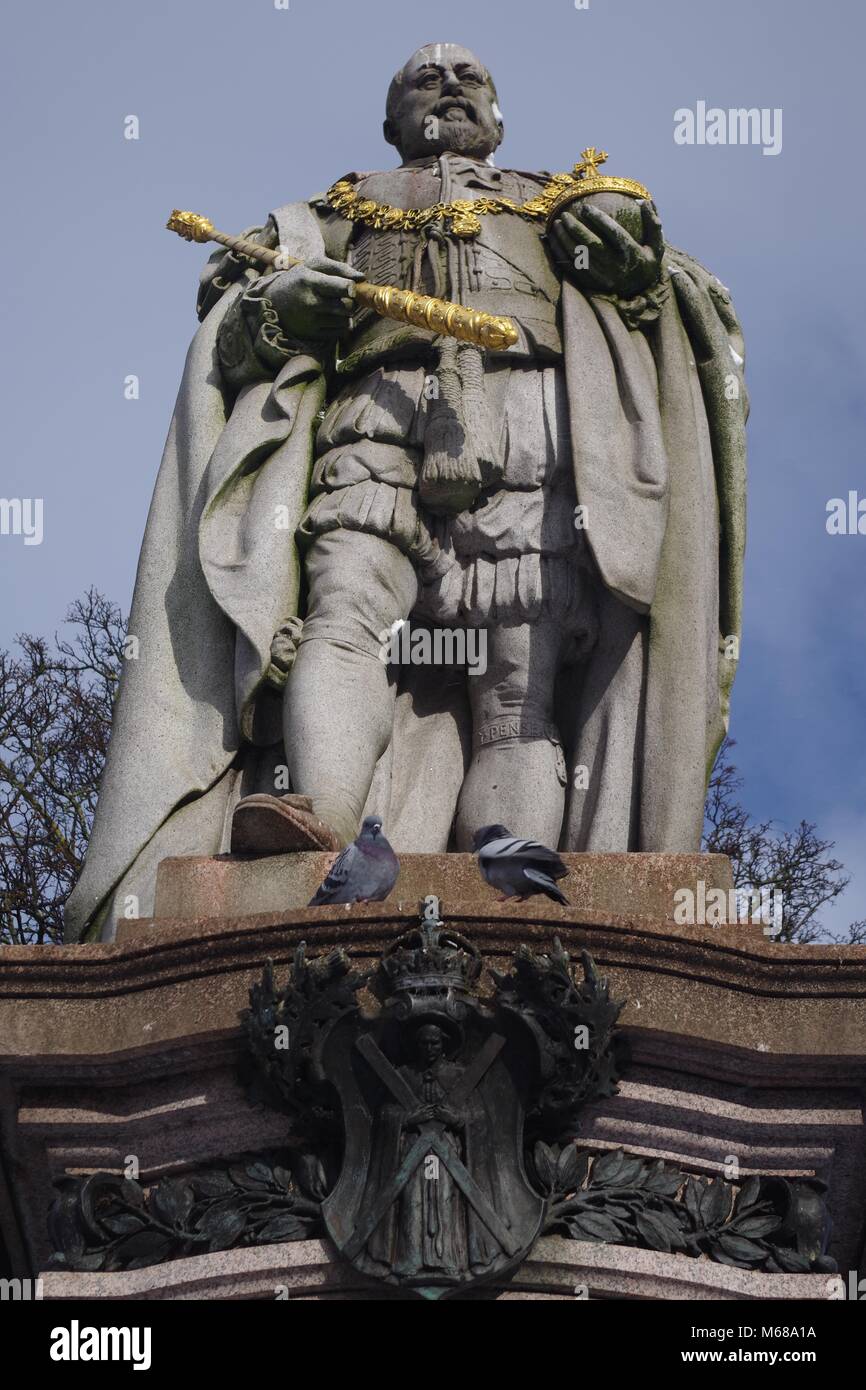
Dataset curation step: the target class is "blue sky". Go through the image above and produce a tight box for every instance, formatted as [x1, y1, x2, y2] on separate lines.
[2, 0, 865, 929]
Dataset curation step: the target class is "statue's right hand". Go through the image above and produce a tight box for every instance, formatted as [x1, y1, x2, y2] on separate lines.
[264, 256, 364, 343]
[405, 1105, 436, 1127]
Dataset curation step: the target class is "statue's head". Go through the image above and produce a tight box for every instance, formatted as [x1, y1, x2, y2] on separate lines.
[414, 1022, 447, 1067]
[384, 43, 503, 164]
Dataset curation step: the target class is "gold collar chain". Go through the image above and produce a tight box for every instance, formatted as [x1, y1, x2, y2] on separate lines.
[326, 148, 652, 239]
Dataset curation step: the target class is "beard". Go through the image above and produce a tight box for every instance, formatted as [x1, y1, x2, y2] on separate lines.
[437, 118, 491, 154]
[396, 100, 501, 162]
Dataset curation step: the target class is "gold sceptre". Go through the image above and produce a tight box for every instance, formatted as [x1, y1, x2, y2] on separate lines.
[166, 209, 518, 352]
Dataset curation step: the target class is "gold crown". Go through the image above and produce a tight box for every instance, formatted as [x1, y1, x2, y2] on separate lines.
[542, 148, 653, 227]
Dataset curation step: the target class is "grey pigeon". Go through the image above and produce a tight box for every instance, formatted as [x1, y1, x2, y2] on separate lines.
[308, 815, 399, 905]
[472, 824, 569, 904]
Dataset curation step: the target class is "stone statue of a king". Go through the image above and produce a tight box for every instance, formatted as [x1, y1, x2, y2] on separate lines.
[66, 43, 747, 942]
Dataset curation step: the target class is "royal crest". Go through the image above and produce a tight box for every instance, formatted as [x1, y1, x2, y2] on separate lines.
[321, 918, 542, 1296]
[240, 906, 624, 1298]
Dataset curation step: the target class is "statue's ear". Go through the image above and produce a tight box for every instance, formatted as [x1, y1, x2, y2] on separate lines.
[383, 118, 400, 151]
[492, 104, 505, 150]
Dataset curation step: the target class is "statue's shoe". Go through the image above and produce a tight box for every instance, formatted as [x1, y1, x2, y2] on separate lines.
[230, 794, 342, 855]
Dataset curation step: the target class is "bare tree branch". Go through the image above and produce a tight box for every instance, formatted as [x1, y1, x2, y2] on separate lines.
[0, 589, 125, 944]
[702, 738, 855, 944]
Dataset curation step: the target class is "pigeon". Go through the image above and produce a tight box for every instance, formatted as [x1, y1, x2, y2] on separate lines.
[308, 815, 399, 905]
[472, 824, 569, 904]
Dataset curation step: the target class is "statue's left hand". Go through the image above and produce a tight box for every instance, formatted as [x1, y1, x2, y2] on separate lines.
[433, 1105, 464, 1130]
[549, 199, 664, 297]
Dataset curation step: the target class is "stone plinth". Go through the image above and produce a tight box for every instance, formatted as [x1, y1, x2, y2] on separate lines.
[2, 852, 865, 1299]
[150, 850, 735, 926]
[38, 1237, 837, 1302]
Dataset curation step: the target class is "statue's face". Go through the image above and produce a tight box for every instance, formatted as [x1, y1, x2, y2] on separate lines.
[385, 44, 503, 163]
[416, 1025, 445, 1066]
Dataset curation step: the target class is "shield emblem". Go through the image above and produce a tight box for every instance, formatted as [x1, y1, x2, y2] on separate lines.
[320, 986, 545, 1299]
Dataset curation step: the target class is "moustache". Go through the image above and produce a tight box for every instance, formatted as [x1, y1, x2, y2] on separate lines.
[434, 96, 478, 121]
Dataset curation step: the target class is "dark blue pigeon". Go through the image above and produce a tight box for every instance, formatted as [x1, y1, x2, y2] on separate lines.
[472, 824, 569, 904]
[308, 815, 399, 905]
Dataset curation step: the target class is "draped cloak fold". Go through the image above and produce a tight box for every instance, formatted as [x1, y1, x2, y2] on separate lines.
[65, 201, 747, 942]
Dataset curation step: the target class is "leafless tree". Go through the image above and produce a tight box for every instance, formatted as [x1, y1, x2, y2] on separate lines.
[0, 590, 125, 944]
[703, 737, 862, 944]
